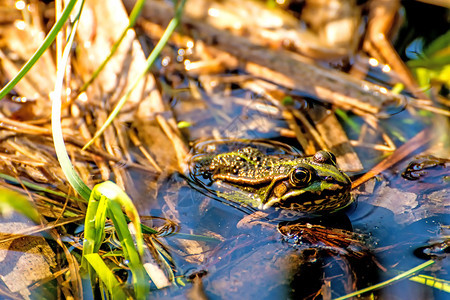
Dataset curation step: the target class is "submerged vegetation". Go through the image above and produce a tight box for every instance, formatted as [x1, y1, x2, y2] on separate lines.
[0, 0, 448, 299]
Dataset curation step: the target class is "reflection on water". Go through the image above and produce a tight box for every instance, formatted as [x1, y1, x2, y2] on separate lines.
[156, 68, 449, 298]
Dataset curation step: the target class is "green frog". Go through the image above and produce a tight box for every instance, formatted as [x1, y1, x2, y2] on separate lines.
[192, 145, 352, 213]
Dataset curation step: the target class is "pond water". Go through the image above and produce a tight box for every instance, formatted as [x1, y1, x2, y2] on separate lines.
[144, 76, 449, 299]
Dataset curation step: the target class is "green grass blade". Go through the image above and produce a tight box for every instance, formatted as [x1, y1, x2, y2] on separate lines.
[107, 202, 140, 261]
[0, 0, 78, 100]
[84, 253, 129, 299]
[408, 55, 450, 69]
[334, 260, 435, 300]
[77, 0, 146, 95]
[423, 29, 450, 58]
[335, 109, 360, 134]
[82, 190, 108, 294]
[82, 0, 187, 150]
[51, 0, 91, 201]
[94, 181, 144, 256]
[409, 274, 450, 292]
[0, 187, 40, 223]
[83, 181, 148, 299]
[0, 173, 85, 203]
[107, 201, 148, 299]
[127, 0, 146, 23]
[82, 193, 107, 270]
[171, 232, 222, 242]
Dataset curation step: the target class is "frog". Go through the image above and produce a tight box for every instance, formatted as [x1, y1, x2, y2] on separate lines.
[192, 146, 352, 213]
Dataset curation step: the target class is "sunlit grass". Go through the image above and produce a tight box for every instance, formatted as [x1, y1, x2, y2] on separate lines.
[409, 274, 450, 292]
[51, 0, 91, 200]
[0, 0, 78, 100]
[84, 253, 129, 299]
[48, 0, 172, 297]
[82, 181, 147, 299]
[0, 173, 84, 204]
[82, 0, 187, 150]
[408, 30, 450, 95]
[0, 0, 187, 297]
[334, 260, 436, 300]
[75, 0, 147, 97]
[0, 187, 40, 223]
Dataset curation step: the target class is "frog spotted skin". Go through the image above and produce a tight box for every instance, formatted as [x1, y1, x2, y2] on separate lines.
[197, 147, 352, 213]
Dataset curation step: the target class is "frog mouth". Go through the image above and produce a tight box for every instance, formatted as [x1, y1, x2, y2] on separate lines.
[261, 186, 351, 212]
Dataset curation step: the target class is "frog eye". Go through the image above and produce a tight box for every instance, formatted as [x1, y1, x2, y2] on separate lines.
[290, 167, 312, 186]
[313, 151, 336, 164]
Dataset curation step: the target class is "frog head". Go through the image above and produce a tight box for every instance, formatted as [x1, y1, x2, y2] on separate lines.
[260, 151, 352, 213]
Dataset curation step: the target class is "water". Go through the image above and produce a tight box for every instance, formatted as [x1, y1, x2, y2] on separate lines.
[148, 69, 450, 299]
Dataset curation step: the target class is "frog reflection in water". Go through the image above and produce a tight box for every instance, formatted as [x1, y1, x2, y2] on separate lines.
[196, 147, 352, 213]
